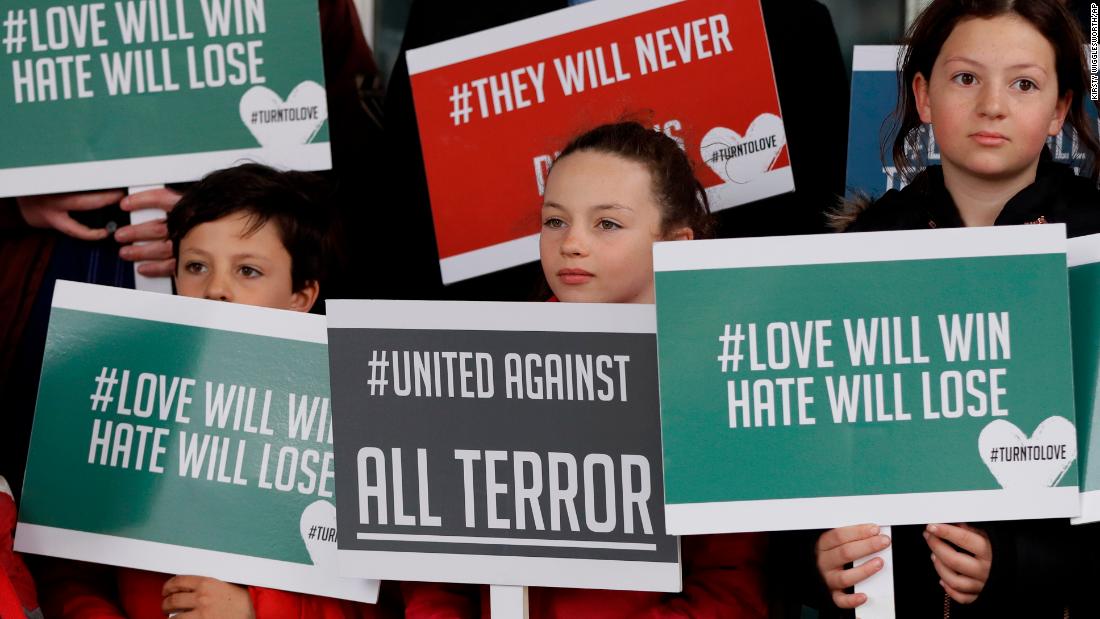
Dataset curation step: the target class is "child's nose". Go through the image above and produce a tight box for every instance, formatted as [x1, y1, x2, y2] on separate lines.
[203, 272, 233, 302]
[560, 227, 588, 256]
[976, 84, 1006, 118]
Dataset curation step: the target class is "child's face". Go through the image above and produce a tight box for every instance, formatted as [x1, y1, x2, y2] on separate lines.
[914, 15, 1070, 182]
[175, 212, 318, 312]
[540, 150, 689, 304]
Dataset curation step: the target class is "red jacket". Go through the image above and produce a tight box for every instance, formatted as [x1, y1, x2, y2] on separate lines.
[0, 478, 39, 619]
[38, 564, 388, 619]
[402, 532, 768, 619]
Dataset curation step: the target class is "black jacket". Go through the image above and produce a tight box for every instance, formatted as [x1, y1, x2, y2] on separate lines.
[783, 161, 1100, 619]
[842, 161, 1100, 236]
[785, 519, 1078, 619]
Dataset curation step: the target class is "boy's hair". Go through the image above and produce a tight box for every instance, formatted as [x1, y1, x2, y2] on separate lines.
[890, 0, 1100, 182]
[553, 121, 716, 239]
[168, 163, 331, 292]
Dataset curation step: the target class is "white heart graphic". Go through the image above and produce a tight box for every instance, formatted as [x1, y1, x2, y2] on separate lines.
[700, 113, 787, 184]
[239, 81, 328, 147]
[978, 416, 1077, 489]
[300, 499, 338, 567]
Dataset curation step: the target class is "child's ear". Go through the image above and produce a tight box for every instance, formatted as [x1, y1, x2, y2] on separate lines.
[913, 72, 933, 124]
[289, 280, 320, 313]
[665, 226, 694, 242]
[1048, 90, 1073, 136]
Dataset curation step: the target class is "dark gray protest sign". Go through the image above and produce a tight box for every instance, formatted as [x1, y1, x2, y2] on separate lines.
[326, 301, 680, 591]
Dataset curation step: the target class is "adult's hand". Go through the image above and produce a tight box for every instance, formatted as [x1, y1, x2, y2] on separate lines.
[15, 190, 126, 241]
[116, 187, 183, 277]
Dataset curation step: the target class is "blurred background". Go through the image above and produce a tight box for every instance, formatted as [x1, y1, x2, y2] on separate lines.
[352, 0, 930, 84]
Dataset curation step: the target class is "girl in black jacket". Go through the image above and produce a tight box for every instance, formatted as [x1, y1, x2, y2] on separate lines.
[802, 0, 1100, 617]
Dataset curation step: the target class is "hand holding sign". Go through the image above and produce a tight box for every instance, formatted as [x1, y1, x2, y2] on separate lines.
[815, 524, 890, 609]
[117, 187, 182, 278]
[15, 189, 124, 241]
[923, 523, 991, 605]
[161, 575, 255, 619]
[16, 186, 180, 278]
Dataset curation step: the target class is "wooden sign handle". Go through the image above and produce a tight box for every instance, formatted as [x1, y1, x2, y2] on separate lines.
[853, 524, 895, 619]
[490, 585, 528, 619]
[128, 184, 172, 295]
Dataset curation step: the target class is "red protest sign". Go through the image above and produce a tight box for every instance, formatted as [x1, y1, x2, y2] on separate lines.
[408, 0, 791, 284]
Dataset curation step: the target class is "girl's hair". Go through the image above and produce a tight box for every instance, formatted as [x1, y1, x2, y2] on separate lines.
[553, 121, 716, 239]
[890, 0, 1100, 182]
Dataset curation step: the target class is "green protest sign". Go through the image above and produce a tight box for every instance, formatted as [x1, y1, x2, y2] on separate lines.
[654, 226, 1079, 535]
[1070, 234, 1100, 524]
[15, 281, 377, 603]
[0, 0, 329, 197]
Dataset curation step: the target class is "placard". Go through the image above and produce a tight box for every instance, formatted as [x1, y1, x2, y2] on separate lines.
[408, 0, 791, 283]
[654, 226, 1079, 534]
[328, 300, 681, 591]
[15, 281, 377, 603]
[0, 0, 330, 197]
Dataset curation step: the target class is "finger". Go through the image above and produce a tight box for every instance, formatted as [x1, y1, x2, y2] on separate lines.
[941, 580, 978, 605]
[119, 240, 173, 262]
[955, 522, 992, 555]
[821, 534, 891, 571]
[930, 553, 984, 594]
[48, 212, 109, 241]
[120, 188, 182, 212]
[818, 524, 881, 553]
[137, 259, 176, 278]
[927, 523, 989, 557]
[824, 557, 883, 591]
[163, 575, 203, 596]
[162, 591, 198, 613]
[53, 190, 127, 211]
[831, 590, 867, 609]
[114, 219, 168, 243]
[924, 531, 983, 577]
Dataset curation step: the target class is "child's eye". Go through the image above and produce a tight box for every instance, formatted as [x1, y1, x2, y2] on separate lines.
[597, 219, 622, 231]
[239, 265, 263, 278]
[951, 72, 977, 86]
[1012, 78, 1038, 92]
[184, 261, 207, 275]
[543, 217, 566, 229]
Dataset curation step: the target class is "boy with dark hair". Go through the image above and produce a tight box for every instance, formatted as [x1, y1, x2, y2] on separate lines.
[40, 163, 384, 619]
[168, 163, 332, 312]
